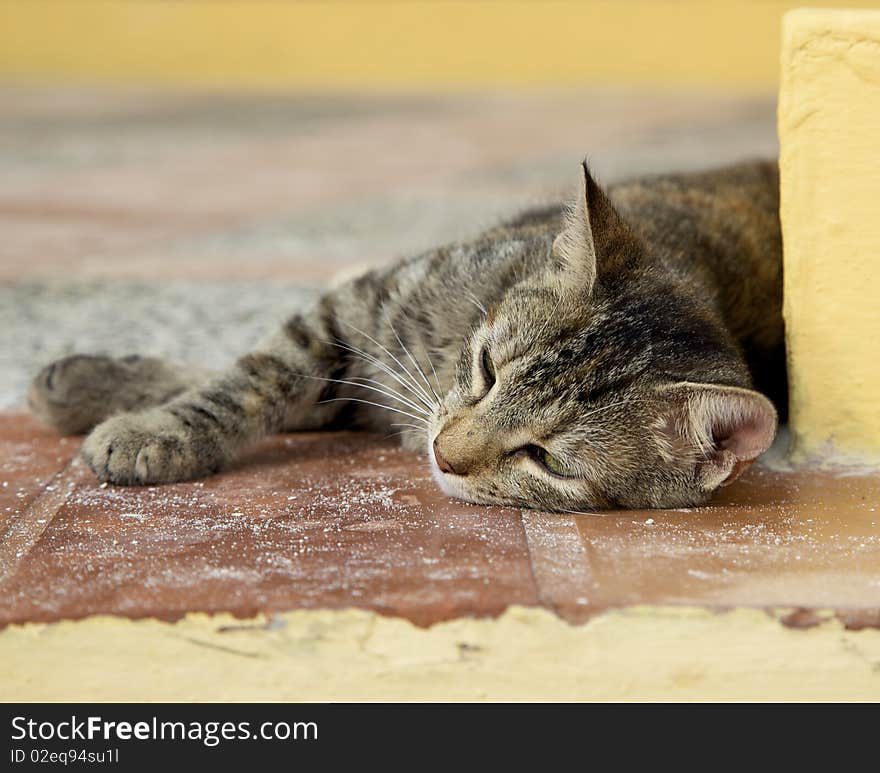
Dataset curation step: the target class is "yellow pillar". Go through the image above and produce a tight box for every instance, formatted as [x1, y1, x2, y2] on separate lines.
[779, 8, 880, 465]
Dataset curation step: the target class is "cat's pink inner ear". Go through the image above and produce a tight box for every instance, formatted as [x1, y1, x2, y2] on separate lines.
[710, 393, 778, 486]
[660, 383, 778, 490]
[711, 395, 778, 461]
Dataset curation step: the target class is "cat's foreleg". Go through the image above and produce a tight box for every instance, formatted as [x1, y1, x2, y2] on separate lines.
[79, 315, 344, 485]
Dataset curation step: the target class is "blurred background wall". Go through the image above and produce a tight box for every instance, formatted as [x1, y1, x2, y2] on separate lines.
[0, 0, 872, 91]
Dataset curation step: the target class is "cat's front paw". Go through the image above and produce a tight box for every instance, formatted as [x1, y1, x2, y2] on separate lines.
[81, 410, 218, 485]
[29, 354, 129, 435]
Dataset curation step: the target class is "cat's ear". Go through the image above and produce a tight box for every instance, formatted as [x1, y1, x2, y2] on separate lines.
[552, 162, 598, 295]
[653, 382, 778, 490]
[552, 161, 630, 296]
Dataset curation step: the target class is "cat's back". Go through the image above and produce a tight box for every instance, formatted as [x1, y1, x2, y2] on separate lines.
[610, 161, 782, 326]
[492, 160, 781, 273]
[609, 160, 780, 265]
[610, 159, 786, 408]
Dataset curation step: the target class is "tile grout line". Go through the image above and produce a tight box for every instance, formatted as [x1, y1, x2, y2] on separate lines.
[520, 511, 596, 617]
[516, 510, 546, 609]
[0, 456, 84, 587]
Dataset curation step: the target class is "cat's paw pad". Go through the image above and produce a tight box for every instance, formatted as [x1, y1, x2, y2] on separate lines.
[81, 411, 211, 485]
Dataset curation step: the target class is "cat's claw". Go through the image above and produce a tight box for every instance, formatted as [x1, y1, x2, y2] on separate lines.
[81, 411, 215, 485]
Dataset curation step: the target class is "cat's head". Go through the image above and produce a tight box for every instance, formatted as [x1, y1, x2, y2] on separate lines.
[428, 163, 777, 511]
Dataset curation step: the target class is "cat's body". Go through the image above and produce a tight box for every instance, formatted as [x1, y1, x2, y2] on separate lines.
[29, 160, 784, 511]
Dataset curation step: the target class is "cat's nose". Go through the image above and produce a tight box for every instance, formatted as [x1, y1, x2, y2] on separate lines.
[433, 437, 462, 475]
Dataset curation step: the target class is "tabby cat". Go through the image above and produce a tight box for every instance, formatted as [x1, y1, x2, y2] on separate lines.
[29, 160, 785, 511]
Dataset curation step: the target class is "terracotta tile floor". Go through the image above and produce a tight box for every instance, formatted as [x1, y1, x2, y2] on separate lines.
[1, 87, 878, 630]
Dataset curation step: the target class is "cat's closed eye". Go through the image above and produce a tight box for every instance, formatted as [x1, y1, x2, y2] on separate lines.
[518, 443, 571, 478]
[477, 345, 496, 397]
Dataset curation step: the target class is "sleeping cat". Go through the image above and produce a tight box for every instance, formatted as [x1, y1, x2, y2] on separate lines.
[28, 160, 785, 511]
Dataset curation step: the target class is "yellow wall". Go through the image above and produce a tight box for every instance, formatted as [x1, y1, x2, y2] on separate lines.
[779, 8, 880, 464]
[0, 1, 875, 91]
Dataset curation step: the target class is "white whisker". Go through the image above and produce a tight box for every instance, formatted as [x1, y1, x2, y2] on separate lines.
[382, 311, 441, 407]
[336, 320, 436, 408]
[386, 429, 418, 441]
[340, 320, 435, 407]
[389, 308, 444, 404]
[322, 337, 435, 411]
[421, 344, 443, 400]
[385, 424, 426, 442]
[293, 372, 431, 417]
[463, 290, 487, 316]
[318, 396, 429, 425]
